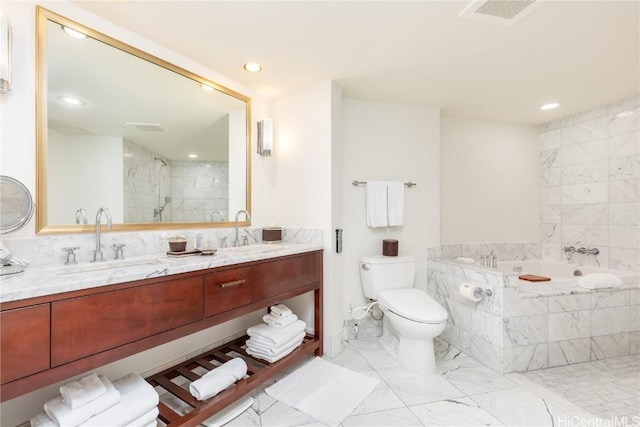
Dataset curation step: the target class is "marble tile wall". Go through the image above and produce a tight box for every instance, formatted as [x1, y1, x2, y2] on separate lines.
[427, 259, 509, 373]
[123, 140, 172, 223]
[539, 96, 640, 271]
[122, 140, 230, 223]
[170, 160, 229, 222]
[437, 242, 541, 262]
[427, 259, 639, 374]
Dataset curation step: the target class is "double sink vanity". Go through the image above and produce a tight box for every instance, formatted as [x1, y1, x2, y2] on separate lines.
[1, 6, 323, 425]
[0, 243, 324, 425]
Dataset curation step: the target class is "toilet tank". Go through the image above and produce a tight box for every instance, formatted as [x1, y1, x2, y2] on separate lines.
[359, 255, 415, 300]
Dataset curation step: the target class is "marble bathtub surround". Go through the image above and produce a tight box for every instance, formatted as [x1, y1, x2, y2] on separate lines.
[427, 258, 640, 374]
[539, 96, 640, 271]
[436, 242, 541, 262]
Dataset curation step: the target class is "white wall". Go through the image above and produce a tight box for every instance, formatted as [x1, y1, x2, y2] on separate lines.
[341, 99, 440, 314]
[48, 131, 124, 223]
[440, 116, 540, 244]
[0, 2, 275, 424]
[271, 81, 341, 355]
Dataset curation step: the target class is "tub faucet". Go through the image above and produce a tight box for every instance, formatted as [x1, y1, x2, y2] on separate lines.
[92, 207, 112, 262]
[563, 246, 576, 260]
[233, 210, 251, 247]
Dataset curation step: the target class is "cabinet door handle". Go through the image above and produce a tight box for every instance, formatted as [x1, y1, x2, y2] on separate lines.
[219, 279, 246, 288]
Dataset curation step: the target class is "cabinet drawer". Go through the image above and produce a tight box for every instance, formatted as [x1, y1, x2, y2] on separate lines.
[0, 304, 51, 384]
[204, 267, 252, 317]
[51, 276, 203, 367]
[251, 253, 319, 301]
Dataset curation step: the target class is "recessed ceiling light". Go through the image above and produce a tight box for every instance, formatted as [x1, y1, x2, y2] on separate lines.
[61, 26, 87, 39]
[243, 62, 263, 73]
[540, 102, 559, 110]
[188, 154, 198, 159]
[57, 96, 85, 106]
[201, 83, 215, 92]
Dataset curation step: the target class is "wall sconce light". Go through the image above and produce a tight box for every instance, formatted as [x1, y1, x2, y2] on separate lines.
[257, 118, 273, 156]
[0, 15, 12, 94]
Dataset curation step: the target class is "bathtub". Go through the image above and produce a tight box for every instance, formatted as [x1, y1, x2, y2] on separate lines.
[427, 257, 640, 374]
[496, 259, 638, 284]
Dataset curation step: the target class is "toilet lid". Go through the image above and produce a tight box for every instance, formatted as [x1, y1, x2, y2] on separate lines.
[378, 289, 448, 324]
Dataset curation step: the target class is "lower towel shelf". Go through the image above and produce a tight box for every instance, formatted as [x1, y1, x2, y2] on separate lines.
[146, 334, 321, 427]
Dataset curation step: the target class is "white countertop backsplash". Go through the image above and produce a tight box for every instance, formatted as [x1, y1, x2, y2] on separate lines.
[1, 227, 323, 303]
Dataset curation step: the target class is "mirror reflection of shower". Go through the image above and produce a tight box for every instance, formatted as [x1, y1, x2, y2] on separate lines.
[153, 157, 171, 222]
[154, 196, 172, 222]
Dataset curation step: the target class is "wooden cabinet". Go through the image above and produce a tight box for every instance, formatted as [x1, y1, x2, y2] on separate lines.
[251, 252, 319, 301]
[0, 304, 50, 384]
[51, 276, 203, 366]
[0, 250, 323, 402]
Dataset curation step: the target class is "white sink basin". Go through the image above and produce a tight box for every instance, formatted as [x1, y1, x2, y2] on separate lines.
[55, 258, 167, 275]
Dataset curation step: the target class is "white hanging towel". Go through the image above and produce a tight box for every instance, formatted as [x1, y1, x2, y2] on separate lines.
[366, 181, 388, 228]
[387, 181, 405, 226]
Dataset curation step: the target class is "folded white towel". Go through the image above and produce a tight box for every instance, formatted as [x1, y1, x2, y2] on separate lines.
[247, 320, 307, 347]
[45, 375, 120, 426]
[30, 413, 57, 427]
[60, 372, 107, 410]
[0, 242, 30, 266]
[365, 181, 388, 228]
[80, 373, 159, 427]
[246, 339, 303, 363]
[189, 358, 247, 401]
[263, 313, 298, 328]
[577, 273, 623, 290]
[247, 332, 306, 355]
[124, 407, 159, 427]
[269, 304, 293, 318]
[386, 181, 405, 227]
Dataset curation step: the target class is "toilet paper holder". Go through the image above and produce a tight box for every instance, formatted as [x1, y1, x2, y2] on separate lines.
[473, 287, 493, 299]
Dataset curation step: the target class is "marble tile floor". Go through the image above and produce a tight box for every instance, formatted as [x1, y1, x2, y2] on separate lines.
[520, 354, 640, 421]
[214, 338, 633, 427]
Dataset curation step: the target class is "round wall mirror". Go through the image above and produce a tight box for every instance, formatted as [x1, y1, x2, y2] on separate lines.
[0, 176, 34, 234]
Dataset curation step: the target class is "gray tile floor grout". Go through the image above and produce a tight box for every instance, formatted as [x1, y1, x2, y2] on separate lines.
[217, 338, 639, 427]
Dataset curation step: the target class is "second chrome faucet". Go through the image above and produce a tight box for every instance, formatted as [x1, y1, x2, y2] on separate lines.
[92, 207, 112, 262]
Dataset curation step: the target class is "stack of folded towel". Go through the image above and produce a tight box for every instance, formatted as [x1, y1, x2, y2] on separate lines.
[30, 372, 159, 427]
[245, 304, 307, 363]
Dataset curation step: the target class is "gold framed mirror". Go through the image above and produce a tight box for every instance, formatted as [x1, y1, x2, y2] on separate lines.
[36, 7, 251, 234]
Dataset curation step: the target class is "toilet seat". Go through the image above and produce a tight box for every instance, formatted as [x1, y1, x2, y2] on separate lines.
[378, 289, 447, 324]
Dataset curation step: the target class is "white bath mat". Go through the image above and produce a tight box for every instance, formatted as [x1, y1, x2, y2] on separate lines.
[265, 357, 379, 426]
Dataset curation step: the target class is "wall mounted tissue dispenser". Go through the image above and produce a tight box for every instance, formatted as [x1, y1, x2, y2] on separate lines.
[459, 283, 492, 302]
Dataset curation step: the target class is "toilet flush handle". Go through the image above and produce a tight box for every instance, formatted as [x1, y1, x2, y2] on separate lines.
[361, 264, 370, 271]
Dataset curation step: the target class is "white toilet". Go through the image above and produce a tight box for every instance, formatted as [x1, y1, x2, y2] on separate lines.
[359, 255, 448, 375]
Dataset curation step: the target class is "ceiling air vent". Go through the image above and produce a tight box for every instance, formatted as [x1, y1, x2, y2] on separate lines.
[459, 0, 543, 25]
[124, 122, 166, 132]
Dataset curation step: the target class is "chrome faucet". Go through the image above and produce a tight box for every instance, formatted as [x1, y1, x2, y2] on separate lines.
[210, 210, 224, 222]
[92, 207, 112, 262]
[233, 210, 251, 247]
[75, 208, 88, 224]
[563, 246, 599, 260]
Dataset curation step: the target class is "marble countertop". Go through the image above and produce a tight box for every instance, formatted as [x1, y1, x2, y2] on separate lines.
[1, 243, 323, 304]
